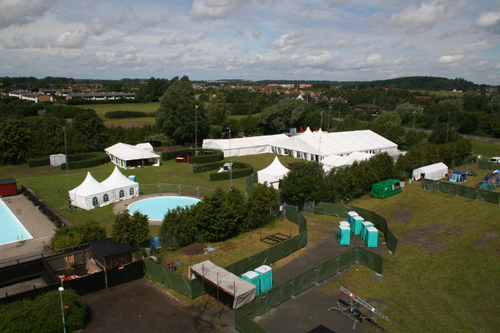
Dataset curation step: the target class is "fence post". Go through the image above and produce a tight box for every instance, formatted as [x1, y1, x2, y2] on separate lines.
[291, 278, 295, 297]
[265, 291, 269, 313]
[197, 187, 200, 198]
[456, 185, 458, 196]
[315, 265, 319, 284]
[337, 255, 340, 273]
[438, 181, 440, 192]
[179, 185, 182, 196]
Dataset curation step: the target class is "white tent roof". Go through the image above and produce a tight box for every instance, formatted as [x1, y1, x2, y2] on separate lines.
[100, 166, 138, 189]
[135, 142, 154, 151]
[69, 172, 111, 197]
[105, 142, 159, 161]
[412, 162, 448, 181]
[257, 157, 290, 189]
[203, 134, 287, 150]
[189, 260, 256, 309]
[322, 152, 374, 172]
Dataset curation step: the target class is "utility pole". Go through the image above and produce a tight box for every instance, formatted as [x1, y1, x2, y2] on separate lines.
[227, 125, 232, 190]
[412, 110, 416, 130]
[328, 104, 331, 130]
[446, 111, 450, 144]
[195, 105, 198, 155]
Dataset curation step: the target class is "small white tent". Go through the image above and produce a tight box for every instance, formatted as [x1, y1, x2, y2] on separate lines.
[257, 157, 290, 189]
[100, 166, 139, 201]
[69, 172, 115, 210]
[412, 162, 448, 181]
[105, 142, 160, 169]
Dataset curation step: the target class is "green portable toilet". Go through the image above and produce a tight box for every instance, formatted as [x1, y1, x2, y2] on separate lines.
[338, 225, 351, 246]
[254, 265, 272, 293]
[366, 227, 379, 248]
[371, 179, 402, 199]
[361, 221, 374, 241]
[352, 215, 364, 236]
[241, 271, 260, 296]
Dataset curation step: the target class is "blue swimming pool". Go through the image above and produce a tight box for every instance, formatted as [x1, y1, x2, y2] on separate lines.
[128, 196, 201, 221]
[0, 199, 33, 245]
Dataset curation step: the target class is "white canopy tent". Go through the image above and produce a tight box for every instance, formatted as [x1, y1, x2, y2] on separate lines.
[202, 134, 288, 158]
[257, 156, 290, 189]
[322, 152, 375, 173]
[100, 166, 139, 201]
[412, 162, 448, 181]
[69, 172, 115, 210]
[189, 260, 256, 309]
[105, 142, 160, 169]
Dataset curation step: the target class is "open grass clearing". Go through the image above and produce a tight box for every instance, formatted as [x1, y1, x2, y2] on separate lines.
[471, 139, 500, 161]
[73, 102, 159, 125]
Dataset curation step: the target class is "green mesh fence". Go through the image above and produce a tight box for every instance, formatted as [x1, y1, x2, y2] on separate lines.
[246, 173, 258, 194]
[421, 179, 500, 205]
[234, 308, 268, 333]
[314, 202, 398, 254]
[317, 258, 338, 282]
[478, 160, 500, 170]
[356, 247, 383, 274]
[293, 267, 318, 295]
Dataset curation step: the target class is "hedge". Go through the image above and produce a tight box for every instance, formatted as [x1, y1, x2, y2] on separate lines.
[28, 157, 51, 168]
[191, 161, 253, 181]
[162, 149, 224, 164]
[104, 111, 148, 119]
[60, 152, 109, 170]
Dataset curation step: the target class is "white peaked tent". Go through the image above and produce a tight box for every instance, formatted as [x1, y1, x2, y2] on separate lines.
[100, 166, 139, 201]
[257, 157, 290, 189]
[202, 134, 288, 158]
[69, 172, 115, 211]
[105, 142, 160, 169]
[322, 152, 374, 173]
[412, 162, 448, 181]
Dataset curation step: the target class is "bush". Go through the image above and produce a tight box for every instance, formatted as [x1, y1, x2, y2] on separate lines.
[0, 289, 86, 333]
[147, 112, 156, 117]
[112, 211, 150, 245]
[104, 111, 148, 119]
[28, 157, 50, 168]
[162, 149, 224, 163]
[59, 152, 109, 170]
[209, 162, 253, 181]
[50, 220, 106, 250]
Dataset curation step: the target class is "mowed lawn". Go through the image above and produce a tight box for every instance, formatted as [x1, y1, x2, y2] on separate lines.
[74, 102, 160, 125]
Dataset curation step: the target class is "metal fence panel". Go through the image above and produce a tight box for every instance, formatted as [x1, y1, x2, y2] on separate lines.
[267, 279, 293, 309]
[292, 268, 318, 295]
[317, 258, 338, 281]
[356, 247, 383, 274]
[339, 248, 356, 271]
[234, 309, 268, 333]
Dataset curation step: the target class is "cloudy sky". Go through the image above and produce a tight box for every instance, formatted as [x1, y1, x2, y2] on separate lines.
[1, 0, 499, 84]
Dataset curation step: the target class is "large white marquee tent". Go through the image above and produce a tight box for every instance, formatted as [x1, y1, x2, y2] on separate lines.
[412, 162, 448, 181]
[105, 142, 160, 169]
[322, 152, 375, 172]
[257, 157, 290, 189]
[69, 168, 139, 210]
[203, 129, 398, 162]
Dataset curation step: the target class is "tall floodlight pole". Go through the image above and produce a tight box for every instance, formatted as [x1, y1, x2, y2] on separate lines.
[446, 111, 450, 144]
[328, 104, 331, 130]
[412, 110, 416, 130]
[195, 105, 198, 155]
[59, 287, 67, 333]
[228, 125, 232, 190]
[63, 125, 71, 211]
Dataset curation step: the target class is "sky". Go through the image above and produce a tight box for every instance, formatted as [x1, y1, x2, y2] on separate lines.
[1, 0, 500, 85]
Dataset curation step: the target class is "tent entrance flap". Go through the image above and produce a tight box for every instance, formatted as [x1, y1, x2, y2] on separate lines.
[189, 260, 256, 311]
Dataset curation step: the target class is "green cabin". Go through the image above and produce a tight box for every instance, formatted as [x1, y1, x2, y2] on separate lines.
[371, 179, 402, 199]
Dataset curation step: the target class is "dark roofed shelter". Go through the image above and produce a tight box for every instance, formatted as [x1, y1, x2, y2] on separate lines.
[90, 238, 135, 270]
[0, 178, 18, 196]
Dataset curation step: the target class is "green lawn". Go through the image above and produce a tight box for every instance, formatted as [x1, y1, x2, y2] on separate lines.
[471, 139, 500, 161]
[74, 102, 160, 125]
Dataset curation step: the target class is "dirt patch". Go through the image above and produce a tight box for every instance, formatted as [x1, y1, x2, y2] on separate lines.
[181, 243, 206, 255]
[468, 232, 499, 251]
[399, 224, 447, 252]
[390, 210, 414, 225]
[106, 121, 152, 128]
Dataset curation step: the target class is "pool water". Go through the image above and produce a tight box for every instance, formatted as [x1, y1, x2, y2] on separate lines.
[0, 199, 33, 245]
[128, 196, 200, 221]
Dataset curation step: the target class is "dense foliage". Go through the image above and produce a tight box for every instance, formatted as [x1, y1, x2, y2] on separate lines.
[104, 111, 148, 118]
[0, 289, 86, 333]
[50, 220, 106, 250]
[159, 186, 278, 247]
[112, 211, 150, 245]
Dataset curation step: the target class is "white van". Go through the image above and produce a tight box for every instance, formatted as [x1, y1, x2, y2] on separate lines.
[488, 157, 500, 163]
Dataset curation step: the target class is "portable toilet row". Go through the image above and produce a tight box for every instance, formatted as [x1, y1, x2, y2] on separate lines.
[344, 211, 379, 248]
[241, 265, 273, 295]
[338, 222, 351, 246]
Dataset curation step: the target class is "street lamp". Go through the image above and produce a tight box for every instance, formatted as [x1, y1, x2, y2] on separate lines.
[58, 287, 67, 333]
[195, 105, 198, 155]
[227, 125, 232, 190]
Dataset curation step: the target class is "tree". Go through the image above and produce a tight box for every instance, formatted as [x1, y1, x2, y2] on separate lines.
[280, 161, 326, 203]
[0, 119, 31, 164]
[49, 220, 106, 250]
[112, 211, 150, 245]
[71, 110, 108, 151]
[206, 96, 231, 138]
[258, 98, 307, 134]
[242, 183, 278, 232]
[155, 76, 208, 144]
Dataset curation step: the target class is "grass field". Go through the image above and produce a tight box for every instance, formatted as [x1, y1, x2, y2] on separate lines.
[471, 139, 500, 160]
[74, 102, 159, 125]
[2, 141, 500, 332]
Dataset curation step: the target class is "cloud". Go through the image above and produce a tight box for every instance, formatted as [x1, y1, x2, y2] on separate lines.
[449, 41, 495, 55]
[191, 0, 248, 22]
[88, 11, 127, 36]
[164, 52, 185, 60]
[269, 30, 313, 53]
[391, 37, 405, 47]
[323, 0, 349, 7]
[1, 36, 30, 49]
[252, 31, 262, 38]
[129, 11, 171, 34]
[0, 0, 58, 30]
[159, 31, 207, 46]
[31, 37, 48, 49]
[437, 54, 464, 64]
[237, 29, 245, 35]
[54, 30, 91, 49]
[103, 36, 124, 46]
[473, 10, 500, 34]
[161, 11, 172, 22]
[378, 0, 466, 33]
